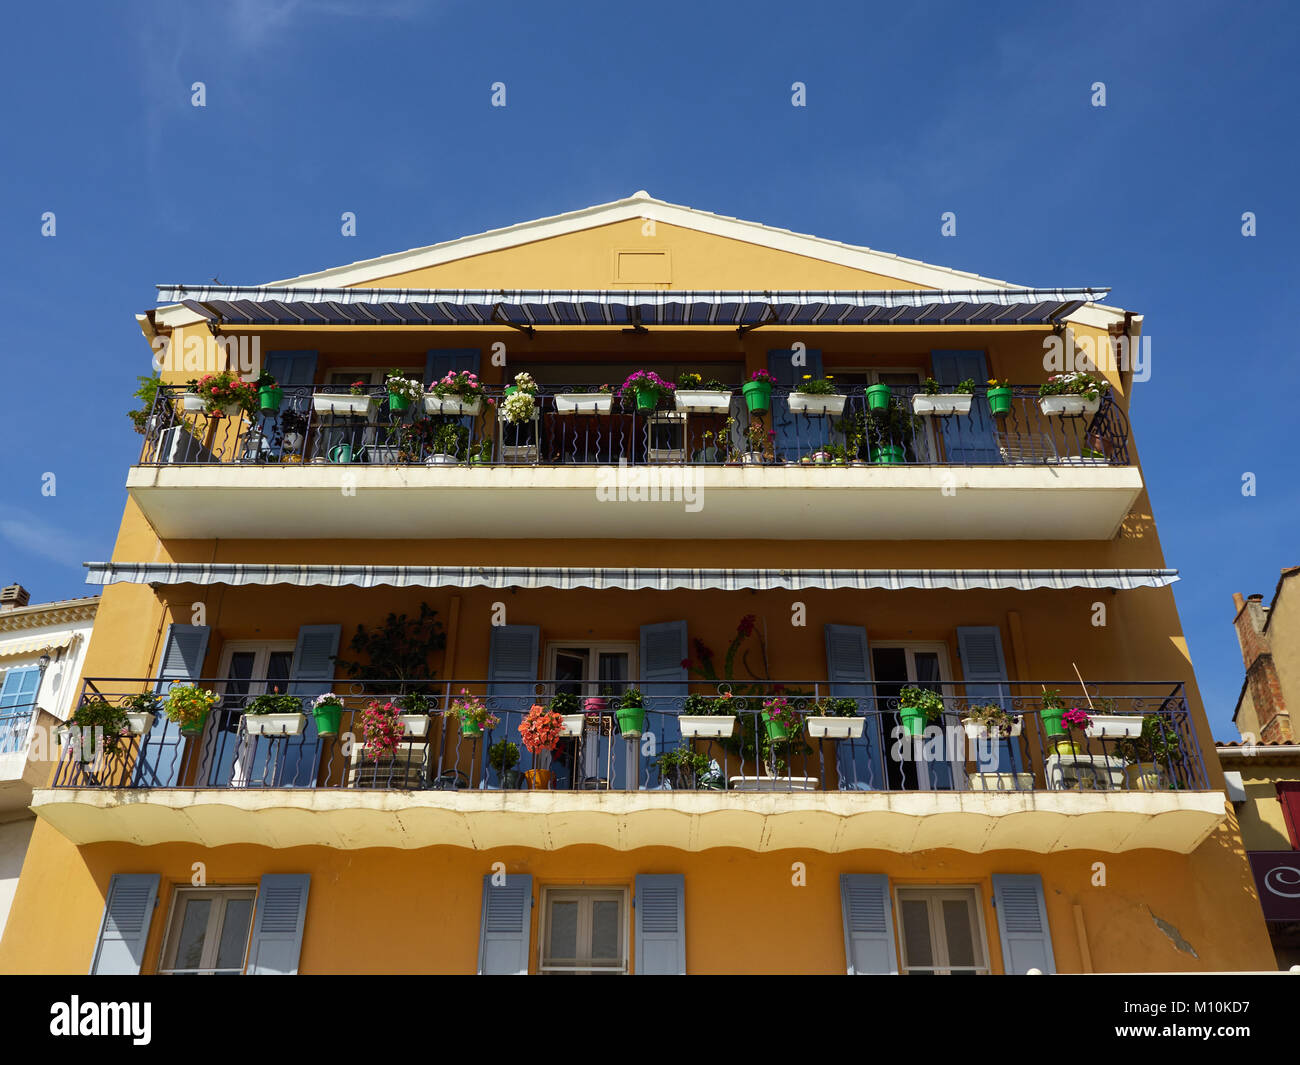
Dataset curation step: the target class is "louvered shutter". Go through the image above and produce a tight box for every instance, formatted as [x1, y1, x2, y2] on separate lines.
[89, 874, 159, 974]
[634, 874, 685, 975]
[991, 873, 1056, 974]
[136, 623, 210, 787]
[246, 874, 311, 974]
[477, 874, 533, 974]
[825, 624, 883, 790]
[839, 874, 898, 974]
[957, 625, 1019, 773]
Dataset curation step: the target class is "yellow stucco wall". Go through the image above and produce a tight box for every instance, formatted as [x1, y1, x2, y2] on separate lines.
[1226, 757, 1300, 851]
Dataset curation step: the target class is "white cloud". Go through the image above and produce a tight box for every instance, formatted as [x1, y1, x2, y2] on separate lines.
[0, 510, 100, 567]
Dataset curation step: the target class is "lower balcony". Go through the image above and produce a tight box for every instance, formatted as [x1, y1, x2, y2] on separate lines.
[31, 678, 1225, 854]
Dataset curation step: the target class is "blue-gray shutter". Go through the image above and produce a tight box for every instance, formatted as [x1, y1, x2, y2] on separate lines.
[477, 874, 532, 974]
[424, 348, 480, 387]
[956, 624, 1019, 772]
[136, 623, 210, 787]
[991, 873, 1056, 974]
[288, 625, 340, 699]
[825, 624, 883, 790]
[487, 625, 539, 783]
[839, 874, 898, 974]
[89, 873, 159, 974]
[931, 349, 999, 463]
[635, 873, 685, 975]
[640, 620, 687, 783]
[260, 351, 317, 459]
[768, 347, 824, 461]
[246, 874, 311, 974]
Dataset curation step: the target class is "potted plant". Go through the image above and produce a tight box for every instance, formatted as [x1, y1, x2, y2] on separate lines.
[615, 688, 647, 738]
[805, 696, 864, 739]
[897, 686, 944, 737]
[788, 375, 847, 415]
[677, 692, 738, 738]
[499, 373, 539, 461]
[865, 402, 914, 465]
[165, 684, 218, 737]
[912, 377, 975, 416]
[313, 378, 377, 416]
[488, 739, 521, 788]
[1053, 707, 1092, 755]
[360, 699, 406, 761]
[396, 693, 433, 737]
[1037, 371, 1106, 417]
[674, 372, 732, 413]
[961, 703, 1021, 740]
[123, 692, 161, 736]
[1116, 716, 1178, 790]
[189, 370, 258, 418]
[256, 370, 283, 414]
[385, 370, 424, 413]
[63, 699, 130, 761]
[742, 369, 777, 414]
[468, 438, 493, 465]
[1082, 696, 1146, 739]
[424, 369, 491, 416]
[426, 420, 469, 464]
[655, 747, 712, 789]
[742, 417, 772, 465]
[760, 696, 800, 743]
[279, 409, 308, 454]
[548, 691, 584, 737]
[1039, 689, 1066, 736]
[617, 370, 675, 413]
[554, 383, 614, 414]
[519, 702, 564, 788]
[243, 688, 307, 736]
[986, 378, 1013, 417]
[450, 688, 498, 737]
[312, 692, 344, 737]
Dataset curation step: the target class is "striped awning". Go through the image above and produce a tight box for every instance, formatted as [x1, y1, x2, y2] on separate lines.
[0, 632, 74, 658]
[84, 563, 1177, 592]
[156, 285, 1107, 329]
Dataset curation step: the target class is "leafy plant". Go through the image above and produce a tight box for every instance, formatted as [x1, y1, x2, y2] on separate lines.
[125, 692, 162, 714]
[1038, 371, 1106, 401]
[761, 696, 800, 731]
[1115, 715, 1180, 766]
[745, 417, 773, 455]
[617, 370, 675, 410]
[385, 370, 424, 402]
[164, 685, 218, 729]
[682, 693, 734, 716]
[335, 602, 445, 694]
[963, 703, 1015, 732]
[955, 378, 976, 394]
[348, 379, 368, 396]
[128, 375, 162, 434]
[794, 375, 839, 395]
[812, 697, 859, 718]
[398, 692, 433, 715]
[925, 377, 976, 394]
[566, 383, 612, 394]
[279, 410, 309, 438]
[655, 747, 711, 788]
[549, 692, 581, 715]
[899, 686, 945, 721]
[677, 372, 728, 391]
[66, 699, 130, 753]
[244, 688, 303, 715]
[489, 739, 520, 773]
[360, 699, 405, 761]
[620, 688, 645, 709]
[189, 370, 258, 415]
[449, 688, 498, 730]
[987, 378, 1011, 389]
[431, 421, 469, 456]
[1040, 688, 1065, 710]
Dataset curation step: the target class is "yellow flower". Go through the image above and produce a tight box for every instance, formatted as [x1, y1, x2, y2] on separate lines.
[802, 375, 811, 379]
[826, 375, 834, 380]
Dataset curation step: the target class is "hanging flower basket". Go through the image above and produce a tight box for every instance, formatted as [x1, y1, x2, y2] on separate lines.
[865, 383, 893, 411]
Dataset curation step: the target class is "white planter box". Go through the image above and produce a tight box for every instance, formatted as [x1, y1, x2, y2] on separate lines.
[313, 393, 377, 416]
[501, 444, 538, 463]
[1038, 395, 1100, 417]
[962, 718, 1023, 740]
[425, 453, 460, 465]
[554, 393, 613, 414]
[423, 395, 483, 417]
[912, 394, 973, 416]
[675, 390, 732, 413]
[678, 715, 737, 738]
[181, 393, 206, 413]
[805, 716, 865, 739]
[125, 712, 154, 736]
[244, 712, 307, 736]
[367, 445, 403, 464]
[729, 775, 820, 792]
[559, 714, 586, 737]
[1085, 715, 1145, 738]
[398, 714, 431, 738]
[787, 393, 847, 415]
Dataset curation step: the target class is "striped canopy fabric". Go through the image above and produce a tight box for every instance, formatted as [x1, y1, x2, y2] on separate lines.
[156, 285, 1108, 329]
[84, 563, 1177, 592]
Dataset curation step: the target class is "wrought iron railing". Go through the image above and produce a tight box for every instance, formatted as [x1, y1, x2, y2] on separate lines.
[0, 704, 37, 756]
[49, 677, 1204, 794]
[136, 384, 1130, 468]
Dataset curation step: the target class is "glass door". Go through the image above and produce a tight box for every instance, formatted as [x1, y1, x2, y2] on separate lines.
[870, 644, 957, 790]
[204, 644, 295, 787]
[547, 643, 634, 789]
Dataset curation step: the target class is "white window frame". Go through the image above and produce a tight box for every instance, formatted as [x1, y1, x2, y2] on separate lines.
[870, 641, 958, 787]
[538, 885, 630, 975]
[894, 885, 991, 975]
[158, 885, 258, 975]
[205, 641, 296, 787]
[545, 641, 638, 698]
[835, 366, 939, 460]
[325, 368, 423, 461]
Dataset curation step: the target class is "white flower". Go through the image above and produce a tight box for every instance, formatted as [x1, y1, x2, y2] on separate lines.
[502, 391, 536, 423]
[313, 692, 341, 708]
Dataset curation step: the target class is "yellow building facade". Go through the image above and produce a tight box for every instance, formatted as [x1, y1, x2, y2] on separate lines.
[0, 192, 1275, 974]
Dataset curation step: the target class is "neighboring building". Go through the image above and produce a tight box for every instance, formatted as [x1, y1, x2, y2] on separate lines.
[1218, 569, 1300, 969]
[0, 585, 99, 941]
[0, 192, 1274, 975]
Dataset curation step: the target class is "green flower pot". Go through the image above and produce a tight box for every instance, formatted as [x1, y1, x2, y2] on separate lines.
[388, 392, 411, 413]
[1041, 706, 1065, 736]
[866, 383, 893, 411]
[761, 712, 790, 743]
[313, 703, 342, 737]
[869, 444, 905, 465]
[329, 443, 353, 464]
[987, 387, 1013, 417]
[461, 717, 482, 737]
[179, 711, 209, 737]
[899, 705, 928, 736]
[633, 386, 659, 413]
[258, 386, 283, 413]
[742, 380, 772, 414]
[616, 705, 646, 737]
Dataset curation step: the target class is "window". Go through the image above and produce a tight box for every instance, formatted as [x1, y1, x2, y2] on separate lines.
[201, 642, 296, 787]
[539, 887, 628, 974]
[871, 642, 955, 790]
[895, 887, 989, 975]
[159, 886, 257, 974]
[546, 642, 636, 699]
[0, 665, 41, 754]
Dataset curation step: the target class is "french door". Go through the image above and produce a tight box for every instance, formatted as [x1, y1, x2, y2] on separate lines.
[202, 643, 306, 787]
[870, 643, 959, 790]
[547, 643, 635, 789]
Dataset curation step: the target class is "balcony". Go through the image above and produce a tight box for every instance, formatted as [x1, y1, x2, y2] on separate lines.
[31, 678, 1224, 854]
[1, 704, 62, 810]
[125, 384, 1142, 540]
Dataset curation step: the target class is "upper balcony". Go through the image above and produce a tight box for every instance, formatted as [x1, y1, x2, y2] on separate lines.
[126, 382, 1141, 541]
[32, 677, 1224, 855]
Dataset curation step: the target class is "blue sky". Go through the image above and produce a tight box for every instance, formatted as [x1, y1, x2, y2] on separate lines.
[0, 0, 1294, 738]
